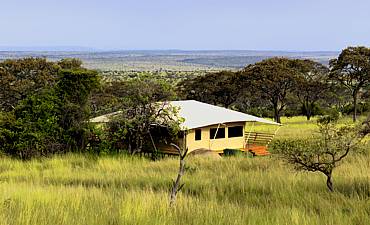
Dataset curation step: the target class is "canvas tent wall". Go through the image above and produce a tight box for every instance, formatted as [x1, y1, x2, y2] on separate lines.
[89, 100, 281, 155]
[169, 100, 281, 153]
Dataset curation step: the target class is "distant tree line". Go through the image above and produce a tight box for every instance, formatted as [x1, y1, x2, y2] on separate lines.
[178, 46, 370, 123]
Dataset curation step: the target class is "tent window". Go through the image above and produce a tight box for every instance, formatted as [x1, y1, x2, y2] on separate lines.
[228, 126, 243, 138]
[209, 128, 225, 139]
[195, 129, 202, 141]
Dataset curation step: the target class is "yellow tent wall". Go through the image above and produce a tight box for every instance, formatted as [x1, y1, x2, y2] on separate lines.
[185, 122, 246, 153]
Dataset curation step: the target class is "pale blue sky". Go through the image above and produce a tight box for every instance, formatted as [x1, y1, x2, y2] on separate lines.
[1, 0, 369, 51]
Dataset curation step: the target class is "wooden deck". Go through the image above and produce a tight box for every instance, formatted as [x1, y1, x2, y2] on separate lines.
[244, 131, 276, 156]
[242, 145, 270, 156]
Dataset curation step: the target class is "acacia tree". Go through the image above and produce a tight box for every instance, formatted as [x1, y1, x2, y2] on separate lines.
[293, 59, 330, 120]
[241, 57, 298, 123]
[276, 115, 366, 191]
[330, 46, 370, 122]
[178, 71, 239, 108]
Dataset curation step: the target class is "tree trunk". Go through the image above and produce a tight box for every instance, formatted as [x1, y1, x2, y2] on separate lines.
[306, 113, 311, 121]
[302, 100, 313, 121]
[353, 92, 358, 122]
[170, 155, 186, 207]
[273, 102, 281, 124]
[306, 103, 312, 121]
[326, 173, 334, 192]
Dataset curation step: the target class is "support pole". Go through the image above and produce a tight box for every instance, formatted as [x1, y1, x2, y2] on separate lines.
[245, 122, 255, 148]
[209, 123, 221, 149]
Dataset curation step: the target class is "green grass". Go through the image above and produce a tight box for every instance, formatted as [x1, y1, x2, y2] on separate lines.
[0, 116, 369, 225]
[254, 115, 368, 140]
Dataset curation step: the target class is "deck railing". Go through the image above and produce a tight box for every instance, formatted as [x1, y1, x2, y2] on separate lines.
[244, 132, 275, 147]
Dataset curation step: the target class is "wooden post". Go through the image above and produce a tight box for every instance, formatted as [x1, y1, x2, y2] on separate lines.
[245, 122, 255, 149]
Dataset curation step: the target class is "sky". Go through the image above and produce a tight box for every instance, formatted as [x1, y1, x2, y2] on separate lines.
[1, 0, 369, 51]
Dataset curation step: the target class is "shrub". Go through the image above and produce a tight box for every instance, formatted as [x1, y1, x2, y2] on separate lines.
[0, 68, 100, 159]
[275, 116, 365, 191]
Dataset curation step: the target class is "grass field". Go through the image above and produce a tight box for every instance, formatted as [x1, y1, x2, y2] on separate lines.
[0, 116, 369, 225]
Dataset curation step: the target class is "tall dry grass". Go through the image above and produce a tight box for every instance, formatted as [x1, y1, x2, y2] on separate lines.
[0, 116, 368, 225]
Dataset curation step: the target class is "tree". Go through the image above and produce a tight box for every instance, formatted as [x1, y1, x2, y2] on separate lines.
[57, 58, 83, 70]
[0, 58, 84, 112]
[241, 57, 298, 123]
[55, 69, 100, 150]
[0, 67, 100, 159]
[323, 84, 352, 113]
[10, 89, 65, 158]
[293, 60, 330, 120]
[330, 46, 370, 122]
[169, 143, 188, 207]
[90, 81, 133, 117]
[178, 71, 239, 108]
[276, 114, 366, 191]
[107, 78, 180, 155]
[0, 58, 60, 111]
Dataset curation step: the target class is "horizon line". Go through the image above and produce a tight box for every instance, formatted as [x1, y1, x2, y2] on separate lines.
[0, 46, 342, 53]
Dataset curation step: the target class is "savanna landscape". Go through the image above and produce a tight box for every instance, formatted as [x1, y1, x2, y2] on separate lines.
[1, 1, 370, 224]
[0, 47, 369, 225]
[0, 117, 369, 225]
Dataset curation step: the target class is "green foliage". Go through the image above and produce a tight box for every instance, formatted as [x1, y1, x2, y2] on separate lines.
[103, 78, 181, 155]
[0, 58, 86, 112]
[316, 109, 341, 124]
[57, 58, 83, 70]
[223, 148, 244, 157]
[0, 61, 100, 159]
[178, 71, 239, 108]
[90, 81, 127, 116]
[91, 75, 177, 117]
[293, 59, 330, 120]
[0, 90, 64, 158]
[0, 58, 60, 111]
[330, 46, 370, 121]
[300, 103, 324, 118]
[240, 57, 300, 123]
[275, 117, 364, 191]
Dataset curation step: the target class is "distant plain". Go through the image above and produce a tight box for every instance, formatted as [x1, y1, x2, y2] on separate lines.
[0, 50, 338, 71]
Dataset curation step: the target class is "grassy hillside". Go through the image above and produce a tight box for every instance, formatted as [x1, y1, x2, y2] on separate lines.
[0, 117, 369, 225]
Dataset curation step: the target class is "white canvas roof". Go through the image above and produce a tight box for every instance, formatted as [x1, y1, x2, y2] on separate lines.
[89, 100, 281, 128]
[89, 111, 122, 123]
[171, 100, 280, 129]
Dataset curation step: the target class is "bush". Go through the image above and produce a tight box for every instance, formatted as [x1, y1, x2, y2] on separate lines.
[0, 68, 100, 159]
[275, 118, 365, 191]
[0, 90, 65, 159]
[223, 149, 244, 157]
